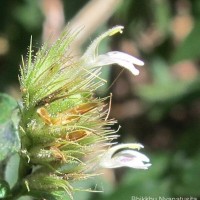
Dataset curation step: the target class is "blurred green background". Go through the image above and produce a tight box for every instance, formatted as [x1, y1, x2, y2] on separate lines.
[1, 0, 200, 199]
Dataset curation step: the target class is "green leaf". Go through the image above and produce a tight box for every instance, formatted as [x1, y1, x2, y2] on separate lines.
[0, 93, 17, 124]
[0, 122, 20, 161]
[172, 22, 200, 63]
[5, 154, 20, 188]
[0, 93, 20, 161]
[0, 180, 10, 199]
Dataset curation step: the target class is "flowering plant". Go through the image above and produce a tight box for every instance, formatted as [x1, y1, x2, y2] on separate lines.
[0, 25, 150, 199]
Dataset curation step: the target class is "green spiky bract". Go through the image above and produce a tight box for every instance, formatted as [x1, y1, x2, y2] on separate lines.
[18, 28, 117, 199]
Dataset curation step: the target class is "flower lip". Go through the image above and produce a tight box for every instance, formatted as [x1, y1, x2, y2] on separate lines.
[82, 25, 144, 76]
[93, 51, 144, 76]
[99, 143, 151, 170]
[113, 149, 151, 169]
[112, 149, 150, 163]
[107, 51, 144, 66]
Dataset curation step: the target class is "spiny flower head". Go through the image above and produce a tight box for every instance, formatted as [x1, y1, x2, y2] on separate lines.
[18, 25, 149, 199]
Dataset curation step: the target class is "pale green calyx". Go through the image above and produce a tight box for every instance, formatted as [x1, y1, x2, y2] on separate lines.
[100, 143, 151, 169]
[82, 25, 144, 75]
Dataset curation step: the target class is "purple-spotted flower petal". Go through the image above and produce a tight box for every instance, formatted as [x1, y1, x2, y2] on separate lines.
[100, 143, 151, 170]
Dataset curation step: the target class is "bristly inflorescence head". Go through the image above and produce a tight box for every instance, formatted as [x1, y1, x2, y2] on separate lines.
[18, 25, 150, 199]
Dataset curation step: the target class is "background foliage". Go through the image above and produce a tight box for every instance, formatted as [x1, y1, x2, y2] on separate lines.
[0, 0, 200, 199]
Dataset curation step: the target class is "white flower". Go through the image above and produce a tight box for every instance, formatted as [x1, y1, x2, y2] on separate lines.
[99, 143, 151, 170]
[82, 26, 144, 75]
